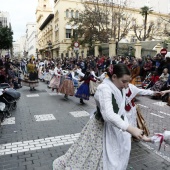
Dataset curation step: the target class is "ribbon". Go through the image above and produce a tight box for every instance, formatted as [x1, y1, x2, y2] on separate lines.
[155, 134, 164, 151]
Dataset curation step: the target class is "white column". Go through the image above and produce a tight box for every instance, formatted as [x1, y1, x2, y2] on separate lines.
[135, 41, 142, 59]
[155, 43, 162, 54]
[109, 38, 116, 57]
[69, 48, 72, 58]
[94, 41, 100, 57]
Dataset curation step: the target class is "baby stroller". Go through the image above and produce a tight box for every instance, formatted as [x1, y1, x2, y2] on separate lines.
[142, 73, 152, 89]
[0, 88, 20, 117]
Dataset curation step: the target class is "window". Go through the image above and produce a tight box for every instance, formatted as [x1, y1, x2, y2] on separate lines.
[75, 11, 79, 18]
[71, 10, 74, 18]
[66, 9, 69, 18]
[66, 29, 71, 38]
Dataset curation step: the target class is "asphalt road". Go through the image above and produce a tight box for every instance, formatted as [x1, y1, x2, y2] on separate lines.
[0, 82, 170, 170]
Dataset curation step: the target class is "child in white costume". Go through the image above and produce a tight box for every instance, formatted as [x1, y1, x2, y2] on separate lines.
[125, 83, 160, 127]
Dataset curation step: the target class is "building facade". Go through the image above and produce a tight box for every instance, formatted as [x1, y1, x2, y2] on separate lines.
[13, 36, 26, 59]
[25, 23, 37, 59]
[0, 11, 10, 27]
[36, 0, 53, 59]
[36, 0, 170, 58]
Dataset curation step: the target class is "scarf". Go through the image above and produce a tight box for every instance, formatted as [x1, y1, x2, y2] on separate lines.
[103, 78, 126, 117]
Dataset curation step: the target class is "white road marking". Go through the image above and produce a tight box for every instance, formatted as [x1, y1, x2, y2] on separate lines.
[34, 114, 56, 121]
[150, 113, 164, 118]
[159, 111, 170, 117]
[49, 93, 62, 96]
[26, 94, 39, 97]
[137, 104, 149, 108]
[1, 117, 15, 125]
[70, 111, 90, 117]
[0, 133, 80, 156]
[153, 102, 167, 107]
[141, 142, 170, 163]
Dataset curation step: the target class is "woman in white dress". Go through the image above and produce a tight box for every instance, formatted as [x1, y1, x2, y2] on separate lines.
[53, 63, 144, 170]
[49, 64, 62, 93]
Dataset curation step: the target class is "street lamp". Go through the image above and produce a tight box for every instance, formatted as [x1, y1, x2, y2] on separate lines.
[47, 40, 53, 58]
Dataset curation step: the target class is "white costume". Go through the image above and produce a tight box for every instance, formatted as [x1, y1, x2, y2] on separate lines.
[71, 71, 79, 81]
[53, 78, 132, 170]
[125, 84, 154, 127]
[89, 71, 99, 95]
[95, 78, 131, 170]
[76, 68, 84, 77]
[99, 72, 107, 82]
[49, 67, 62, 89]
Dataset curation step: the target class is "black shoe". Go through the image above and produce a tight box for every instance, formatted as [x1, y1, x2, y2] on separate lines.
[5, 111, 12, 118]
[64, 95, 68, 100]
[80, 99, 85, 104]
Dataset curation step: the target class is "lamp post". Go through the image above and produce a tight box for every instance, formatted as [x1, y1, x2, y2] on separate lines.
[47, 40, 53, 58]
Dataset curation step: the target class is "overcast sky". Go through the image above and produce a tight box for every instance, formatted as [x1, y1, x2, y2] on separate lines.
[0, 0, 53, 41]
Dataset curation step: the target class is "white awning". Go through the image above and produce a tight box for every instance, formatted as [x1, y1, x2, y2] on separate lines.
[65, 25, 71, 29]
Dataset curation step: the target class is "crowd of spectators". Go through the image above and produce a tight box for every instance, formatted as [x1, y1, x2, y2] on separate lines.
[0, 56, 21, 89]
[0, 54, 170, 92]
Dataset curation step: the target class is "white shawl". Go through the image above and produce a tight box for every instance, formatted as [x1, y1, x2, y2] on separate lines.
[94, 78, 131, 170]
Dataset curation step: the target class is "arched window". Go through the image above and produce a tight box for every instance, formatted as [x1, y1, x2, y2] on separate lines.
[66, 9, 69, 18]
[71, 10, 74, 18]
[75, 11, 79, 18]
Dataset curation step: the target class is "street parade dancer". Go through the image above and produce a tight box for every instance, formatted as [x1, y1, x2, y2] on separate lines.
[53, 63, 144, 170]
[22, 59, 39, 91]
[49, 64, 62, 93]
[89, 67, 100, 95]
[75, 69, 96, 104]
[59, 69, 79, 100]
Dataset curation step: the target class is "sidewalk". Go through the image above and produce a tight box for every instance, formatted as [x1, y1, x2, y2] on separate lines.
[0, 82, 170, 170]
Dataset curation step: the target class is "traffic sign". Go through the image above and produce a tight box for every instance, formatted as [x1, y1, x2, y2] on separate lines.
[160, 48, 167, 56]
[74, 42, 79, 48]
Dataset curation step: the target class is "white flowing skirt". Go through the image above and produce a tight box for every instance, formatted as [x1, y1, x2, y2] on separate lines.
[53, 118, 104, 170]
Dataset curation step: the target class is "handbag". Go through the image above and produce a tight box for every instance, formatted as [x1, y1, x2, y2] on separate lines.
[136, 105, 150, 136]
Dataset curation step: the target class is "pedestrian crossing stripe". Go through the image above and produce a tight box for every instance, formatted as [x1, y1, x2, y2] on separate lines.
[1, 117, 15, 125]
[26, 94, 39, 97]
[34, 114, 56, 121]
[69, 111, 89, 117]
